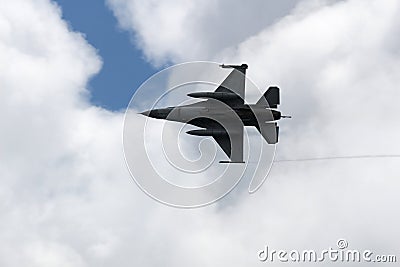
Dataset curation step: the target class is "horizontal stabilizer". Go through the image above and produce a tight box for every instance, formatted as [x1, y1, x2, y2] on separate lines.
[256, 122, 279, 144]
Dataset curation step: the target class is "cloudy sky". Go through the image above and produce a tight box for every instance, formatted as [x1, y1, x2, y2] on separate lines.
[1, 0, 400, 266]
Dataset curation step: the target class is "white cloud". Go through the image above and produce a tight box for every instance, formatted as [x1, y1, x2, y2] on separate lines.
[109, 0, 400, 264]
[0, 0, 128, 265]
[1, 0, 400, 266]
[106, 0, 300, 66]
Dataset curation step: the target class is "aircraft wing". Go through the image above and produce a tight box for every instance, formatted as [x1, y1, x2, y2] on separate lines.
[214, 64, 247, 106]
[188, 117, 244, 163]
[212, 124, 244, 163]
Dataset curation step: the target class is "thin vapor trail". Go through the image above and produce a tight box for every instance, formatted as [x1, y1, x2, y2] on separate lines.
[274, 155, 400, 163]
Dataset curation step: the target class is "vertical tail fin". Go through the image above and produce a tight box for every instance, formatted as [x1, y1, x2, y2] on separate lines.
[256, 86, 280, 108]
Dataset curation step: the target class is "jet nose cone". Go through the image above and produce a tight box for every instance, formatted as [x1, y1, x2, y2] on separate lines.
[140, 110, 151, 116]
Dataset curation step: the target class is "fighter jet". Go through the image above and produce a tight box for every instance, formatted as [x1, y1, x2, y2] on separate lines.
[140, 64, 290, 163]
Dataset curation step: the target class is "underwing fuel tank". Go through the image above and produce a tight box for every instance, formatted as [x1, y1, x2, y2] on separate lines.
[187, 92, 238, 100]
[186, 129, 226, 136]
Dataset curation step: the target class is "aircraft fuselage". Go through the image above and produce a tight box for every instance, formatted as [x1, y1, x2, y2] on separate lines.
[141, 104, 281, 128]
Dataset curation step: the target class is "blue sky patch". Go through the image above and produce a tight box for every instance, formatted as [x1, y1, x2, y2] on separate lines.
[54, 0, 156, 111]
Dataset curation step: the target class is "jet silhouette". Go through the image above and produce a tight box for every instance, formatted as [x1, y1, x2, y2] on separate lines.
[140, 64, 290, 163]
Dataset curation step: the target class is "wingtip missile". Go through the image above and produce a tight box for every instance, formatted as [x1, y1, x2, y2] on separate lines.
[219, 63, 248, 69]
